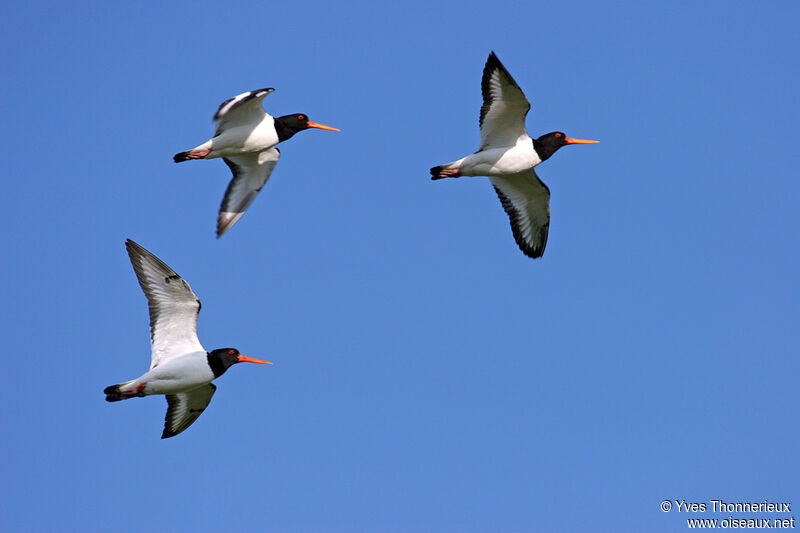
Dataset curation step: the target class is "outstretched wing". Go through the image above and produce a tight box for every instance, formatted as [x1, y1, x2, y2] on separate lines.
[162, 383, 217, 439]
[479, 52, 531, 150]
[213, 88, 274, 135]
[216, 147, 281, 238]
[125, 239, 204, 369]
[489, 169, 550, 259]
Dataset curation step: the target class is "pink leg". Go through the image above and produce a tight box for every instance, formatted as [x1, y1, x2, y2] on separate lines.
[124, 383, 147, 399]
[440, 168, 461, 178]
[187, 149, 211, 159]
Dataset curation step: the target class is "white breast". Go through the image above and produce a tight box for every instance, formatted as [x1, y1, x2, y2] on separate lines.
[459, 138, 540, 177]
[139, 352, 215, 395]
[210, 116, 279, 158]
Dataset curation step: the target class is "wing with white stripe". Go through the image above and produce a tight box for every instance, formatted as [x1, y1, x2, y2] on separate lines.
[162, 384, 216, 439]
[217, 147, 281, 238]
[490, 169, 550, 259]
[125, 239, 204, 369]
[213, 88, 274, 135]
[479, 52, 531, 150]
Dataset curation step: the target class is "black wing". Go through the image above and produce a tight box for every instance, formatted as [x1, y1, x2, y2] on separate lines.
[213, 88, 274, 135]
[162, 384, 217, 439]
[216, 147, 281, 238]
[489, 169, 551, 259]
[479, 52, 531, 150]
[125, 239, 203, 369]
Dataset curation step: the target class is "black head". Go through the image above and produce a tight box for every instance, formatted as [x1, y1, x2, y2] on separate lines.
[533, 132, 599, 162]
[274, 113, 340, 142]
[207, 348, 272, 378]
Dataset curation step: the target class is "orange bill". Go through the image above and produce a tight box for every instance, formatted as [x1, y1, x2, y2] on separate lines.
[238, 355, 273, 365]
[564, 137, 599, 144]
[306, 121, 340, 132]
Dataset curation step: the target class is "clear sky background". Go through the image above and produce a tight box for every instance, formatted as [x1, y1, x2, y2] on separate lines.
[1, 1, 798, 532]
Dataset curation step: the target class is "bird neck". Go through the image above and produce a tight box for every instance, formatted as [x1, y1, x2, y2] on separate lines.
[207, 352, 233, 378]
[532, 138, 560, 162]
[273, 117, 300, 143]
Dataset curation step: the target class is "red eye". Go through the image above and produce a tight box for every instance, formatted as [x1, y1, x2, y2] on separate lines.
[228, 349, 235, 355]
[298, 115, 305, 120]
[555, 133, 562, 138]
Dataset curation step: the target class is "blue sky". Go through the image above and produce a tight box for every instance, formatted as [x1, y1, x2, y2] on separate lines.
[1, 1, 798, 531]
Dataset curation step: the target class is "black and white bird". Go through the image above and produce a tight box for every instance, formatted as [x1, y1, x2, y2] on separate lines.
[430, 52, 598, 259]
[104, 239, 273, 439]
[174, 88, 339, 238]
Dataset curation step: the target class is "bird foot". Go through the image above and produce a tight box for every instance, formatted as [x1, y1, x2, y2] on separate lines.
[439, 168, 461, 178]
[125, 383, 147, 398]
[186, 149, 210, 159]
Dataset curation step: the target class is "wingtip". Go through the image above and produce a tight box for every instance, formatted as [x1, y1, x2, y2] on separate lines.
[216, 224, 231, 239]
[216, 222, 229, 239]
[216, 212, 243, 239]
[125, 239, 148, 258]
[215, 222, 226, 238]
[521, 247, 545, 260]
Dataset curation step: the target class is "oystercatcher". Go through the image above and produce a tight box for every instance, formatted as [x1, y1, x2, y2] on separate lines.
[174, 88, 339, 237]
[431, 53, 598, 259]
[104, 239, 273, 438]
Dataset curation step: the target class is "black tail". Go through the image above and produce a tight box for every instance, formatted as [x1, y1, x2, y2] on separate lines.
[104, 384, 125, 402]
[104, 380, 138, 402]
[430, 166, 444, 180]
[173, 151, 191, 163]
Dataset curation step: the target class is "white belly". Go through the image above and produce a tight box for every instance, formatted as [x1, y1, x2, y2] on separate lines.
[459, 143, 541, 177]
[136, 353, 215, 395]
[208, 118, 279, 158]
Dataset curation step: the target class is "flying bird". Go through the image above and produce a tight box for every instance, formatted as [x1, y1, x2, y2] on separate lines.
[174, 88, 340, 237]
[104, 239, 273, 438]
[430, 52, 598, 259]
